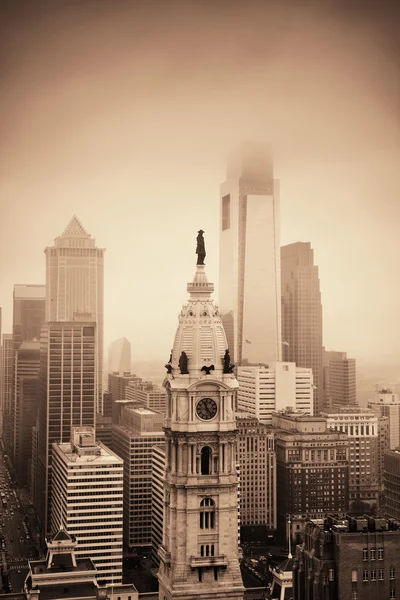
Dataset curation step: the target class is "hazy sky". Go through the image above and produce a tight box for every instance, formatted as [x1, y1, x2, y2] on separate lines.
[1, 0, 399, 367]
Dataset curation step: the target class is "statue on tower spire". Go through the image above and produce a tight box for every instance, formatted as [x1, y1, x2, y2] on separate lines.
[196, 230, 206, 265]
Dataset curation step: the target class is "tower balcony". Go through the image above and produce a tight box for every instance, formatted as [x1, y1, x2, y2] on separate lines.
[190, 555, 228, 569]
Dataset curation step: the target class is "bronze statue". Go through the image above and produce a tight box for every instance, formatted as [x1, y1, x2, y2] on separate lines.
[179, 351, 189, 374]
[165, 363, 173, 374]
[196, 230, 206, 265]
[223, 349, 235, 374]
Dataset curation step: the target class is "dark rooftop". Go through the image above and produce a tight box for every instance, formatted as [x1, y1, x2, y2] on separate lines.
[36, 582, 98, 600]
[31, 557, 95, 574]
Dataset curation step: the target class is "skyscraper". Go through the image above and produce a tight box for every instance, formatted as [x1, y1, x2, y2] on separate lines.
[36, 320, 96, 535]
[157, 251, 244, 600]
[323, 350, 356, 409]
[44, 216, 104, 412]
[108, 337, 131, 374]
[1, 334, 13, 449]
[281, 242, 323, 415]
[219, 143, 281, 366]
[13, 340, 40, 481]
[368, 389, 400, 450]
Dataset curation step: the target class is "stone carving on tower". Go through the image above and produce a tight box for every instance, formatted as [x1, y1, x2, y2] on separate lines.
[158, 234, 244, 600]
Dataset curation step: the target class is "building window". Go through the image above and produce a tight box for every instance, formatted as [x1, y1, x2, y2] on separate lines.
[352, 592, 357, 600]
[329, 569, 334, 582]
[378, 547, 384, 560]
[371, 570, 376, 581]
[214, 567, 218, 581]
[390, 589, 395, 599]
[363, 570, 368, 582]
[379, 569, 384, 580]
[363, 548, 368, 561]
[199, 497, 215, 529]
[390, 568, 395, 580]
[201, 446, 212, 475]
[352, 570, 358, 582]
[222, 194, 230, 231]
[371, 548, 376, 560]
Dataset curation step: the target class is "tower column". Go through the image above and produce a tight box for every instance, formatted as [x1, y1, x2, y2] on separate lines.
[171, 441, 176, 473]
[178, 440, 183, 474]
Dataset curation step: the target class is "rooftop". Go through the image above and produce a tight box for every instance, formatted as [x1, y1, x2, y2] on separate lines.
[31, 557, 95, 575]
[55, 440, 123, 465]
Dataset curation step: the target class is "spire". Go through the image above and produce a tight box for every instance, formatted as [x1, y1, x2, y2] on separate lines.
[61, 215, 90, 238]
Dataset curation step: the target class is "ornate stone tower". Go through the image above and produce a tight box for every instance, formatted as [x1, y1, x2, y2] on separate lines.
[158, 249, 245, 600]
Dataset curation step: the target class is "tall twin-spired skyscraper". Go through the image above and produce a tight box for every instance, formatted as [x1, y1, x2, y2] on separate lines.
[219, 144, 282, 366]
[44, 215, 105, 412]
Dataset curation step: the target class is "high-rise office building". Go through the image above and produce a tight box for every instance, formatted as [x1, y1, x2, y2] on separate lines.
[112, 406, 165, 550]
[323, 407, 381, 511]
[368, 390, 400, 450]
[44, 216, 105, 413]
[151, 444, 166, 567]
[157, 257, 244, 600]
[108, 337, 131, 375]
[237, 363, 313, 424]
[36, 320, 96, 536]
[13, 340, 40, 482]
[1, 334, 13, 448]
[51, 427, 124, 584]
[219, 143, 281, 366]
[236, 417, 276, 533]
[383, 450, 400, 521]
[108, 372, 138, 403]
[281, 242, 323, 415]
[126, 380, 166, 413]
[323, 350, 356, 410]
[273, 412, 349, 535]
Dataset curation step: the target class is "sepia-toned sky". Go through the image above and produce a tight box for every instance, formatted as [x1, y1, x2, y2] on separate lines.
[0, 0, 399, 367]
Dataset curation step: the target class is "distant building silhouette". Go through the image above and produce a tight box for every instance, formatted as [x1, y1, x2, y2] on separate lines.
[281, 242, 323, 415]
[108, 337, 131, 375]
[219, 143, 281, 366]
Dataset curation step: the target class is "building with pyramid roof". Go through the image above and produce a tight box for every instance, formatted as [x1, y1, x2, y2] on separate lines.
[44, 215, 105, 413]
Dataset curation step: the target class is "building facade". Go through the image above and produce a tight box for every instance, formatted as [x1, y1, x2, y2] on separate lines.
[108, 372, 139, 403]
[281, 242, 323, 415]
[13, 340, 40, 483]
[126, 380, 166, 413]
[236, 417, 276, 532]
[36, 320, 97, 536]
[112, 406, 165, 550]
[383, 450, 400, 521]
[293, 515, 400, 600]
[51, 427, 123, 584]
[323, 407, 381, 511]
[151, 444, 166, 566]
[45, 216, 104, 413]
[1, 334, 13, 447]
[273, 412, 349, 535]
[323, 351, 356, 410]
[157, 258, 244, 599]
[237, 363, 313, 424]
[219, 143, 281, 366]
[368, 390, 400, 450]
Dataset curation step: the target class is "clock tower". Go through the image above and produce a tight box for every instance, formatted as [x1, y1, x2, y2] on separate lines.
[158, 254, 245, 600]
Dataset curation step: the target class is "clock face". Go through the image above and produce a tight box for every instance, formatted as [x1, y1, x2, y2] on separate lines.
[196, 398, 218, 420]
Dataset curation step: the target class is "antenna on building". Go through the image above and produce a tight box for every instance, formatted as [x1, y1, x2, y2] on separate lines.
[288, 515, 292, 559]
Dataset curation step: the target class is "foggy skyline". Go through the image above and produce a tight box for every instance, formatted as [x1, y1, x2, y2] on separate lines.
[1, 0, 399, 366]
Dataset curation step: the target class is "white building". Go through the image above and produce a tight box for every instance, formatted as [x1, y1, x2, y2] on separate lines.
[219, 143, 281, 366]
[51, 426, 124, 584]
[126, 380, 166, 413]
[108, 337, 131, 375]
[45, 215, 105, 413]
[1, 334, 13, 438]
[237, 363, 313, 424]
[368, 389, 400, 450]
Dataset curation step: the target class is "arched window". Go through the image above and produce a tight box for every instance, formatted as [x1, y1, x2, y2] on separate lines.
[206, 545, 210, 556]
[199, 497, 215, 529]
[201, 545, 204, 556]
[201, 446, 212, 475]
[211, 544, 215, 556]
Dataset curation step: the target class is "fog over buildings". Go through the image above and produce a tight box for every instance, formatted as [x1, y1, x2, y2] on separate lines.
[1, 0, 399, 371]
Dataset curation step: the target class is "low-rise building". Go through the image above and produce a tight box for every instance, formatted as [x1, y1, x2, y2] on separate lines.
[293, 514, 400, 600]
